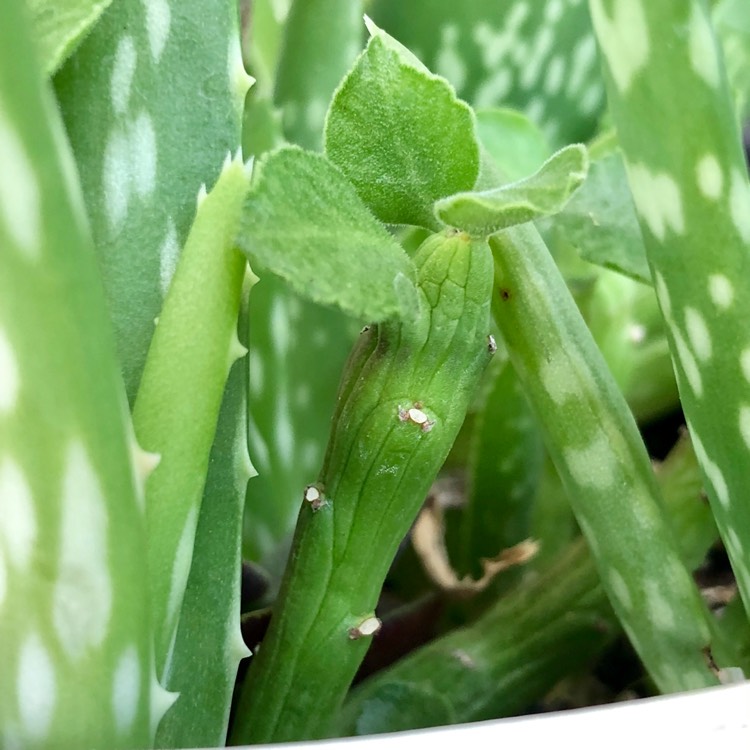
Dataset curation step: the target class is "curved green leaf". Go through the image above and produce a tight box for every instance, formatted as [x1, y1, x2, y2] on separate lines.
[27, 0, 112, 74]
[435, 144, 589, 236]
[551, 146, 651, 284]
[133, 156, 252, 679]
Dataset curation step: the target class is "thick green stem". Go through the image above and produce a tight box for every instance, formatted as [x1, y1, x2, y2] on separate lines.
[337, 428, 720, 736]
[231, 230, 494, 743]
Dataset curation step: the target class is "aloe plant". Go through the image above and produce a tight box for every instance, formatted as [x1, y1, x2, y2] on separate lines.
[4, 1, 750, 747]
[588, 0, 750, 621]
[0, 1, 155, 746]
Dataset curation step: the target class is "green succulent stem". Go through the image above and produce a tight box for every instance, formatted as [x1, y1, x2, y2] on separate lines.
[337, 430, 720, 735]
[231, 230, 494, 743]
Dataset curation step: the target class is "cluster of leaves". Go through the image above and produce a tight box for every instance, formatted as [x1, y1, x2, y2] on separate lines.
[2, 0, 750, 748]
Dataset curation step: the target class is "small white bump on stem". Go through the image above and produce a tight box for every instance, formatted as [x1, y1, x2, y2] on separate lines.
[303, 484, 326, 512]
[348, 616, 381, 640]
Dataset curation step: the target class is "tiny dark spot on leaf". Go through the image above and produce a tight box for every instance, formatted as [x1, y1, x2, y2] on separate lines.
[499, 288, 511, 301]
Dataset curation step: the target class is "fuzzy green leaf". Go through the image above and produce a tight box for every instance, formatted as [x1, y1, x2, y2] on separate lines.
[324, 21, 480, 229]
[27, 0, 112, 74]
[551, 148, 651, 284]
[237, 146, 417, 322]
[475, 107, 550, 183]
[367, 0, 605, 146]
[435, 144, 589, 236]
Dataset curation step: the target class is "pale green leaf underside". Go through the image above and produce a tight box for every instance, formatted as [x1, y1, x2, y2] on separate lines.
[435, 144, 589, 237]
[325, 26, 480, 230]
[27, 0, 111, 74]
[552, 148, 651, 285]
[238, 146, 417, 322]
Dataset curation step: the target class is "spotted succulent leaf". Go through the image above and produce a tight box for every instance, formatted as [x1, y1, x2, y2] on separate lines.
[367, 0, 605, 145]
[589, 0, 750, 626]
[54, 0, 251, 400]
[0, 0, 153, 745]
[273, 0, 362, 149]
[491, 223, 717, 693]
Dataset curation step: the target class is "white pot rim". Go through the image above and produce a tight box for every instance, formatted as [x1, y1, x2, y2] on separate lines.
[227, 681, 750, 750]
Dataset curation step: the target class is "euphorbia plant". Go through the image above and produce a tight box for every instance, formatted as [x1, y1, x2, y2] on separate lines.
[2, 0, 750, 748]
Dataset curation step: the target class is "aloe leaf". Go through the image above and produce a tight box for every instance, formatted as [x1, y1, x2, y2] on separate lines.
[273, 0, 362, 149]
[133, 156, 252, 680]
[490, 223, 717, 693]
[475, 107, 551, 183]
[325, 20, 480, 229]
[457, 357, 544, 580]
[242, 0, 289, 96]
[338, 430, 721, 735]
[54, 0, 251, 400]
[0, 0, 154, 746]
[27, 0, 112, 75]
[154, 354, 255, 748]
[368, 0, 605, 145]
[549, 146, 651, 284]
[231, 231, 495, 743]
[435, 144, 589, 236]
[588, 0, 750, 624]
[237, 146, 417, 322]
[713, 0, 750, 118]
